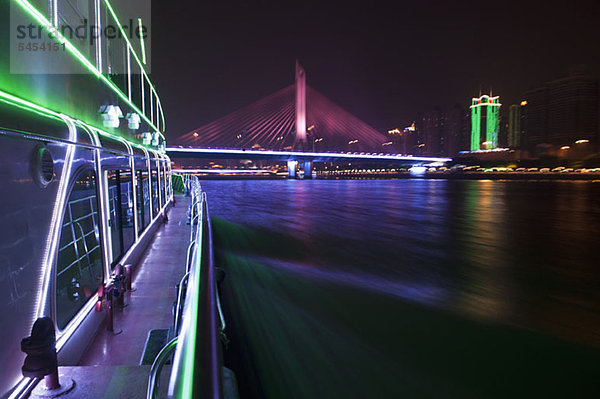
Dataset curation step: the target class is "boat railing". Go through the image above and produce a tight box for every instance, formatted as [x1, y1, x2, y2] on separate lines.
[147, 174, 225, 399]
[173, 272, 190, 335]
[147, 337, 178, 399]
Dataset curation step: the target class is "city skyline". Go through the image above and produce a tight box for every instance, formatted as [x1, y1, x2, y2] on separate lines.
[151, 0, 600, 138]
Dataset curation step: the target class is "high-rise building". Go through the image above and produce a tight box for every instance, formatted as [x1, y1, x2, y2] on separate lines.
[470, 94, 501, 151]
[417, 106, 469, 156]
[508, 101, 527, 148]
[386, 123, 418, 154]
[444, 106, 470, 155]
[421, 108, 444, 156]
[522, 67, 598, 151]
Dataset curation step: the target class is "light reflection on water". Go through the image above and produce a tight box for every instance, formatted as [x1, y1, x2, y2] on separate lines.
[203, 179, 600, 346]
[203, 179, 600, 398]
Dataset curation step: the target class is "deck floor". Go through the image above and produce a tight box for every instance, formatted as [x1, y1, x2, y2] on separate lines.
[79, 195, 191, 366]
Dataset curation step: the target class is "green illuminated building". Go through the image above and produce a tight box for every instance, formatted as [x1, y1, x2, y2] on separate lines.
[470, 95, 501, 151]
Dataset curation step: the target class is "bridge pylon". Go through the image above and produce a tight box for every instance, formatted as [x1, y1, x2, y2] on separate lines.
[294, 60, 307, 149]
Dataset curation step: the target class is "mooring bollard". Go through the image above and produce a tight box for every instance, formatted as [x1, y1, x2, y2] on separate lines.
[105, 284, 115, 332]
[21, 318, 75, 396]
[124, 264, 133, 291]
[21, 317, 59, 389]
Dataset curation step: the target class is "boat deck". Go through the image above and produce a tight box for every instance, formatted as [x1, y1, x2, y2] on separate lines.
[80, 195, 190, 366]
[33, 196, 192, 398]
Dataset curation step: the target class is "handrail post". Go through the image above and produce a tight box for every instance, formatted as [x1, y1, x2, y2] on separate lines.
[146, 337, 178, 399]
[173, 272, 190, 335]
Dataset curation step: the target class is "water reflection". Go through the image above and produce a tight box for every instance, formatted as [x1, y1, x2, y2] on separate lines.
[204, 179, 600, 348]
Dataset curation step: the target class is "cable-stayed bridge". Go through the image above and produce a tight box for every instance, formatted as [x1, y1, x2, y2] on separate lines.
[168, 62, 451, 177]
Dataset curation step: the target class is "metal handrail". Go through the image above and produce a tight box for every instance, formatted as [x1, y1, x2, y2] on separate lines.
[146, 337, 178, 399]
[173, 272, 190, 335]
[186, 192, 223, 398]
[148, 174, 226, 398]
[74, 222, 93, 275]
[216, 286, 226, 332]
[185, 241, 196, 273]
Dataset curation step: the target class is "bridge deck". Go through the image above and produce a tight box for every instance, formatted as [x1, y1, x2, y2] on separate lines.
[167, 147, 452, 163]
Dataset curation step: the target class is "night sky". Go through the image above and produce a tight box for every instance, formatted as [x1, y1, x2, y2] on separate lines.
[152, 0, 600, 139]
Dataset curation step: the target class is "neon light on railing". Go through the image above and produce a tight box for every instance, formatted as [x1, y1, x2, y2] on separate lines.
[12, 0, 165, 143]
[0, 89, 167, 156]
[127, 49, 132, 102]
[138, 18, 147, 65]
[102, 0, 147, 79]
[0, 89, 140, 149]
[0, 88, 62, 118]
[102, 0, 164, 127]
[170, 189, 202, 398]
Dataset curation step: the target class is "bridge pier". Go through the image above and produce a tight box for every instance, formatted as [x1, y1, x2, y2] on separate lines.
[287, 160, 298, 178]
[302, 161, 313, 179]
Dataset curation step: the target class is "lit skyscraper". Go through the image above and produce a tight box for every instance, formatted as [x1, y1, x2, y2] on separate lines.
[470, 94, 501, 150]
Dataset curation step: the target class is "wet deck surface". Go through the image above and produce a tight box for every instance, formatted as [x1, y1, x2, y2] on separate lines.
[79, 195, 190, 366]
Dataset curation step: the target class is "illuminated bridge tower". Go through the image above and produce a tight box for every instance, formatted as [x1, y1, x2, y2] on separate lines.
[470, 94, 501, 150]
[295, 61, 307, 147]
[291, 61, 312, 177]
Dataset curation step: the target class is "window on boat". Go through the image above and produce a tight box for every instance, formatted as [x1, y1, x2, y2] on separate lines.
[119, 170, 135, 251]
[160, 162, 166, 207]
[151, 164, 159, 217]
[107, 169, 134, 266]
[136, 164, 151, 233]
[56, 169, 103, 330]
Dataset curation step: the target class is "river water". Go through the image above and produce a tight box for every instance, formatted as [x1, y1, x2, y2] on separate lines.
[201, 179, 600, 398]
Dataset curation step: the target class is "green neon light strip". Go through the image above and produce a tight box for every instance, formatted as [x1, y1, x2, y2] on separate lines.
[0, 88, 156, 153]
[486, 106, 493, 147]
[13, 0, 165, 143]
[138, 18, 147, 65]
[471, 106, 480, 151]
[103, 0, 165, 130]
[0, 89, 61, 118]
[485, 105, 499, 148]
[181, 211, 202, 399]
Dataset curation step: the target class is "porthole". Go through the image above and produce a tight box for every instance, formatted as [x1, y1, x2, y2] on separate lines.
[31, 145, 54, 188]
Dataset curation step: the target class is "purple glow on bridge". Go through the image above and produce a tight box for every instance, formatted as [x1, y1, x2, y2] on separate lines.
[175, 65, 392, 152]
[295, 61, 307, 145]
[166, 147, 452, 163]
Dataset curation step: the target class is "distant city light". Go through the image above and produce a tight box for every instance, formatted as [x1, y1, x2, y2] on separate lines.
[471, 94, 501, 151]
[520, 100, 528, 106]
[173, 168, 274, 174]
[193, 132, 199, 137]
[575, 139, 589, 144]
[458, 147, 510, 154]
[560, 146, 570, 150]
[382, 142, 393, 146]
[409, 166, 427, 176]
[348, 140, 359, 144]
[388, 128, 401, 135]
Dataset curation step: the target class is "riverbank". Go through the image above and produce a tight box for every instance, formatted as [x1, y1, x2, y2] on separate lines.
[193, 171, 600, 180]
[318, 171, 600, 180]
